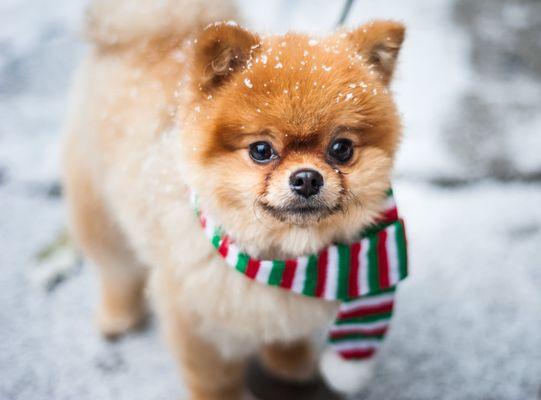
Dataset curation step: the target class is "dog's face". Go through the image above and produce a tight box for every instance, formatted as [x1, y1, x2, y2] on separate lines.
[182, 21, 404, 243]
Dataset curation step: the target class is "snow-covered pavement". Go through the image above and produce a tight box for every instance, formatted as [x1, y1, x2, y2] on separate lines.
[1, 1, 540, 399]
[2, 179, 540, 400]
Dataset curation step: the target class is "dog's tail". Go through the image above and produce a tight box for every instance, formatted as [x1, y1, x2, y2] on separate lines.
[84, 0, 238, 48]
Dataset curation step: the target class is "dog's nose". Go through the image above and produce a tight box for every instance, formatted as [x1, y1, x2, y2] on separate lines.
[289, 169, 324, 198]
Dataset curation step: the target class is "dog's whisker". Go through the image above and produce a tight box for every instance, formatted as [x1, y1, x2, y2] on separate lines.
[251, 197, 265, 224]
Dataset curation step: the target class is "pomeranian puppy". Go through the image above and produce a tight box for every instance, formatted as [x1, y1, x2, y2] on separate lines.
[63, 0, 406, 398]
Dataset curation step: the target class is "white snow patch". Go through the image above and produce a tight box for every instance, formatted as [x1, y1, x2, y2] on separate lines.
[243, 78, 253, 88]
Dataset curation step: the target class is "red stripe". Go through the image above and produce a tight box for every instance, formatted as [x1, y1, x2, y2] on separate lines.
[337, 301, 394, 319]
[246, 258, 261, 279]
[218, 236, 229, 258]
[380, 207, 398, 223]
[329, 326, 388, 339]
[348, 242, 361, 298]
[338, 348, 376, 360]
[377, 230, 391, 289]
[315, 249, 328, 297]
[280, 259, 297, 289]
[200, 215, 207, 228]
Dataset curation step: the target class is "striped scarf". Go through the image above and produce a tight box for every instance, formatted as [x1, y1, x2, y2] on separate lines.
[191, 189, 408, 361]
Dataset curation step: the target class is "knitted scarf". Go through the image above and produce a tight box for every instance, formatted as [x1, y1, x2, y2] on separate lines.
[191, 189, 408, 361]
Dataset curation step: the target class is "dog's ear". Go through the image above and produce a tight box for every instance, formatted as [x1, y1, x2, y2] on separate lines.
[190, 22, 260, 94]
[347, 21, 405, 86]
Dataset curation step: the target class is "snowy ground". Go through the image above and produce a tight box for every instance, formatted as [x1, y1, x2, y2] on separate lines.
[1, 1, 540, 399]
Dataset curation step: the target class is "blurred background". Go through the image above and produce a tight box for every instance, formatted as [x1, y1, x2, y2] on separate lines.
[1, 0, 540, 399]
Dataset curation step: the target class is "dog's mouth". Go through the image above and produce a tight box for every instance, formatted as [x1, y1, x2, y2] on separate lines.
[259, 200, 342, 224]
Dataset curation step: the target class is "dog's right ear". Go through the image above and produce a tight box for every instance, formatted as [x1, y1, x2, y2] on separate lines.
[190, 22, 260, 94]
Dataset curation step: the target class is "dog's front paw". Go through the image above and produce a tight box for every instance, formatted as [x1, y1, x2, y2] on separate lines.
[319, 348, 375, 394]
[96, 304, 145, 339]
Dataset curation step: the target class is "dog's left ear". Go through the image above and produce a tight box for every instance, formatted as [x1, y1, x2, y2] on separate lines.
[190, 22, 260, 94]
[347, 20, 405, 86]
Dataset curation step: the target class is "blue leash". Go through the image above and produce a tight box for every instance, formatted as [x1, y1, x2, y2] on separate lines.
[336, 0, 355, 26]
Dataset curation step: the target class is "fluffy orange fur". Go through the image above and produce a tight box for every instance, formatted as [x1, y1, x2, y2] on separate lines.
[63, 2, 405, 398]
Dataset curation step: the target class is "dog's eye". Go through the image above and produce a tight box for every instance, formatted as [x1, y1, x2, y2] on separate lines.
[249, 141, 276, 163]
[327, 138, 354, 163]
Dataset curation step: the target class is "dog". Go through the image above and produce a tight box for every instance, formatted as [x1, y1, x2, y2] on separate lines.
[62, 0, 406, 398]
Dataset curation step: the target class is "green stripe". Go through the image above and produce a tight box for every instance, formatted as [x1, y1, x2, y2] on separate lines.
[302, 255, 318, 296]
[395, 221, 408, 280]
[335, 311, 393, 325]
[360, 287, 396, 298]
[386, 188, 393, 197]
[329, 332, 386, 343]
[268, 260, 284, 286]
[361, 221, 393, 238]
[367, 233, 379, 293]
[337, 244, 350, 301]
[193, 195, 200, 215]
[236, 253, 249, 274]
[211, 228, 221, 249]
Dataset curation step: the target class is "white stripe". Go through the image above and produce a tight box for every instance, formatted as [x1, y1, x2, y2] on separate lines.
[291, 256, 308, 294]
[338, 292, 395, 313]
[189, 190, 197, 206]
[204, 216, 216, 239]
[358, 239, 370, 296]
[225, 244, 239, 268]
[386, 224, 400, 285]
[329, 320, 390, 333]
[255, 260, 273, 284]
[324, 246, 339, 300]
[330, 339, 382, 352]
[383, 196, 396, 212]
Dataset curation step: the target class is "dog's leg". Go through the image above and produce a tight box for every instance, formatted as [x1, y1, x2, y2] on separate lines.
[168, 317, 246, 400]
[259, 339, 317, 382]
[153, 267, 247, 400]
[63, 144, 147, 338]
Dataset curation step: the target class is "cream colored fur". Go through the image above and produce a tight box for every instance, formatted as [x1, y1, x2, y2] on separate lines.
[85, 0, 237, 47]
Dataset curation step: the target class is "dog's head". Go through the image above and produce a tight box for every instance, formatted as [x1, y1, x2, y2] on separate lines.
[180, 21, 405, 254]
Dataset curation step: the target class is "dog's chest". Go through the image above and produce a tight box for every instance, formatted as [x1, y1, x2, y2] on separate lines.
[169, 245, 339, 356]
